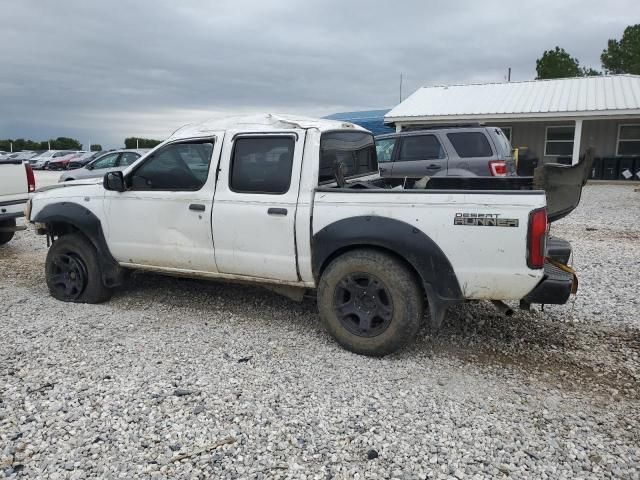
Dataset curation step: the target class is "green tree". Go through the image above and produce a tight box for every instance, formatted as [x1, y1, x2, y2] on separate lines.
[581, 67, 601, 77]
[601, 24, 640, 74]
[48, 137, 82, 150]
[124, 137, 163, 149]
[90, 144, 102, 151]
[536, 47, 582, 79]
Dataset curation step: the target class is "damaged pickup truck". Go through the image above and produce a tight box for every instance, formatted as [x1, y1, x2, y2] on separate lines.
[26, 114, 589, 356]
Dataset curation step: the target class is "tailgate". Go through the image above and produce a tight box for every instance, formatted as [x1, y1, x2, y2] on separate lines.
[0, 160, 29, 203]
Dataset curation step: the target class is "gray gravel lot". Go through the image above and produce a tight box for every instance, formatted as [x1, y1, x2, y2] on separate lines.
[1, 184, 639, 479]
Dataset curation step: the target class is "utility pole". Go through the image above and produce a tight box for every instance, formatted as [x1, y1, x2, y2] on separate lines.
[10, 142, 13, 152]
[399, 73, 403, 103]
[507, 67, 511, 82]
[48, 140, 51, 150]
[136, 138, 139, 149]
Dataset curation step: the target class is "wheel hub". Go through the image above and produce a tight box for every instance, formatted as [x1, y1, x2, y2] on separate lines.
[333, 272, 394, 338]
[49, 253, 87, 300]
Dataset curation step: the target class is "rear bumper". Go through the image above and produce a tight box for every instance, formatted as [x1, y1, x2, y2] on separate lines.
[523, 260, 577, 305]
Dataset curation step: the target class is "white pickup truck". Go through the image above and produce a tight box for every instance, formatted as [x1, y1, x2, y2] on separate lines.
[0, 158, 35, 245]
[27, 114, 586, 356]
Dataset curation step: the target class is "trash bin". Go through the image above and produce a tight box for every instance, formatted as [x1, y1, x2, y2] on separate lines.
[602, 157, 618, 180]
[515, 147, 539, 176]
[618, 157, 635, 180]
[634, 157, 640, 181]
[589, 157, 603, 180]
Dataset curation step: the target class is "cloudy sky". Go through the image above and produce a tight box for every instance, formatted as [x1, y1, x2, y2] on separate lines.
[0, 0, 636, 148]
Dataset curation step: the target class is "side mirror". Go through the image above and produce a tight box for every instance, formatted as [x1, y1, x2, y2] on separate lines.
[103, 171, 126, 192]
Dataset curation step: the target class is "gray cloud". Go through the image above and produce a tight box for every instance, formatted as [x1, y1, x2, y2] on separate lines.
[0, 0, 635, 147]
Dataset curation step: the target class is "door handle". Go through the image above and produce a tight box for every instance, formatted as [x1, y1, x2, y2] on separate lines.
[427, 164, 441, 169]
[189, 203, 206, 211]
[267, 208, 288, 216]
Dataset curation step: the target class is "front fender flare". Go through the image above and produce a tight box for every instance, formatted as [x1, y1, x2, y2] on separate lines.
[32, 202, 124, 287]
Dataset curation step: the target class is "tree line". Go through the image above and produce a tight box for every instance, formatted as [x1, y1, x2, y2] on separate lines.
[536, 24, 640, 79]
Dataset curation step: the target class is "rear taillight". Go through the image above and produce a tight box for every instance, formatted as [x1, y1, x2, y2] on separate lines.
[489, 160, 507, 176]
[25, 163, 36, 192]
[527, 207, 548, 269]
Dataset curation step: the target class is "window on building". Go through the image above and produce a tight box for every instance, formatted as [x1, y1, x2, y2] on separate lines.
[617, 125, 640, 156]
[230, 136, 294, 194]
[545, 126, 574, 156]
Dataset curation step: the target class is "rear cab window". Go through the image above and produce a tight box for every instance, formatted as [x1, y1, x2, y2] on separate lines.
[447, 132, 493, 158]
[319, 131, 377, 184]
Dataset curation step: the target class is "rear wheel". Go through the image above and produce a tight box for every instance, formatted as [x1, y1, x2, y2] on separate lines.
[45, 233, 113, 303]
[318, 249, 424, 356]
[0, 219, 16, 245]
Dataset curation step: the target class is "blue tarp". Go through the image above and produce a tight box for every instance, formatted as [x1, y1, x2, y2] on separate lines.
[324, 109, 393, 135]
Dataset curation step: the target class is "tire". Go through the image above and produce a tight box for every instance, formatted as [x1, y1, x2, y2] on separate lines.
[45, 233, 113, 303]
[317, 249, 424, 356]
[0, 219, 16, 245]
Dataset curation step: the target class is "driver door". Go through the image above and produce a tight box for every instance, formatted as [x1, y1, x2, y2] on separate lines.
[103, 137, 221, 272]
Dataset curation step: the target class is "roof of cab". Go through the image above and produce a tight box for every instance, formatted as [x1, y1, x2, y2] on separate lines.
[168, 113, 367, 140]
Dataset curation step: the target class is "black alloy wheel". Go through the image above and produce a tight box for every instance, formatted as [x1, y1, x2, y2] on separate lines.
[48, 253, 88, 300]
[333, 272, 394, 337]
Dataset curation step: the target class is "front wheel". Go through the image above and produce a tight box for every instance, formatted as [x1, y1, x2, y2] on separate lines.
[45, 233, 113, 303]
[317, 249, 424, 356]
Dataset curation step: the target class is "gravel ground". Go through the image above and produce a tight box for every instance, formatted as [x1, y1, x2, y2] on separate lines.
[1, 184, 639, 479]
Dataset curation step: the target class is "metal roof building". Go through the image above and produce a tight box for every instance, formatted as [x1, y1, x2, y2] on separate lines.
[385, 75, 640, 173]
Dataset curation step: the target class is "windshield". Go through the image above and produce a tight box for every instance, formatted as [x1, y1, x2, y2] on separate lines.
[319, 131, 377, 184]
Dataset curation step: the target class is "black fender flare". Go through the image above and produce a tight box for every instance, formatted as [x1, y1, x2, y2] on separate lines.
[33, 202, 124, 287]
[312, 216, 463, 328]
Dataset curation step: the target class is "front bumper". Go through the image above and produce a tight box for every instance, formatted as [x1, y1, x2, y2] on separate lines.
[523, 260, 577, 305]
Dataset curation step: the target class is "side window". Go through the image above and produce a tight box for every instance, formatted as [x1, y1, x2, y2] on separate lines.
[91, 153, 120, 169]
[447, 132, 493, 158]
[375, 138, 396, 163]
[399, 135, 444, 161]
[130, 141, 213, 191]
[230, 137, 294, 194]
[118, 152, 140, 167]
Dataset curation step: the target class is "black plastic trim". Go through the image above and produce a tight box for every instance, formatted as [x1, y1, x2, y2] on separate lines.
[524, 261, 574, 305]
[0, 199, 28, 207]
[32, 202, 124, 287]
[312, 216, 463, 328]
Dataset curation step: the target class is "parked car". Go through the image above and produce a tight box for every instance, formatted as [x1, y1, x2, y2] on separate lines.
[0, 156, 35, 245]
[46, 151, 86, 171]
[58, 149, 149, 182]
[29, 150, 75, 170]
[375, 125, 515, 178]
[67, 151, 103, 169]
[8, 151, 41, 162]
[27, 114, 588, 356]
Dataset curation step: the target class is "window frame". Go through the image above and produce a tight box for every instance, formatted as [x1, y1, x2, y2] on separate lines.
[544, 125, 575, 157]
[228, 134, 297, 195]
[446, 131, 494, 158]
[398, 133, 445, 162]
[126, 137, 216, 192]
[616, 124, 640, 156]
